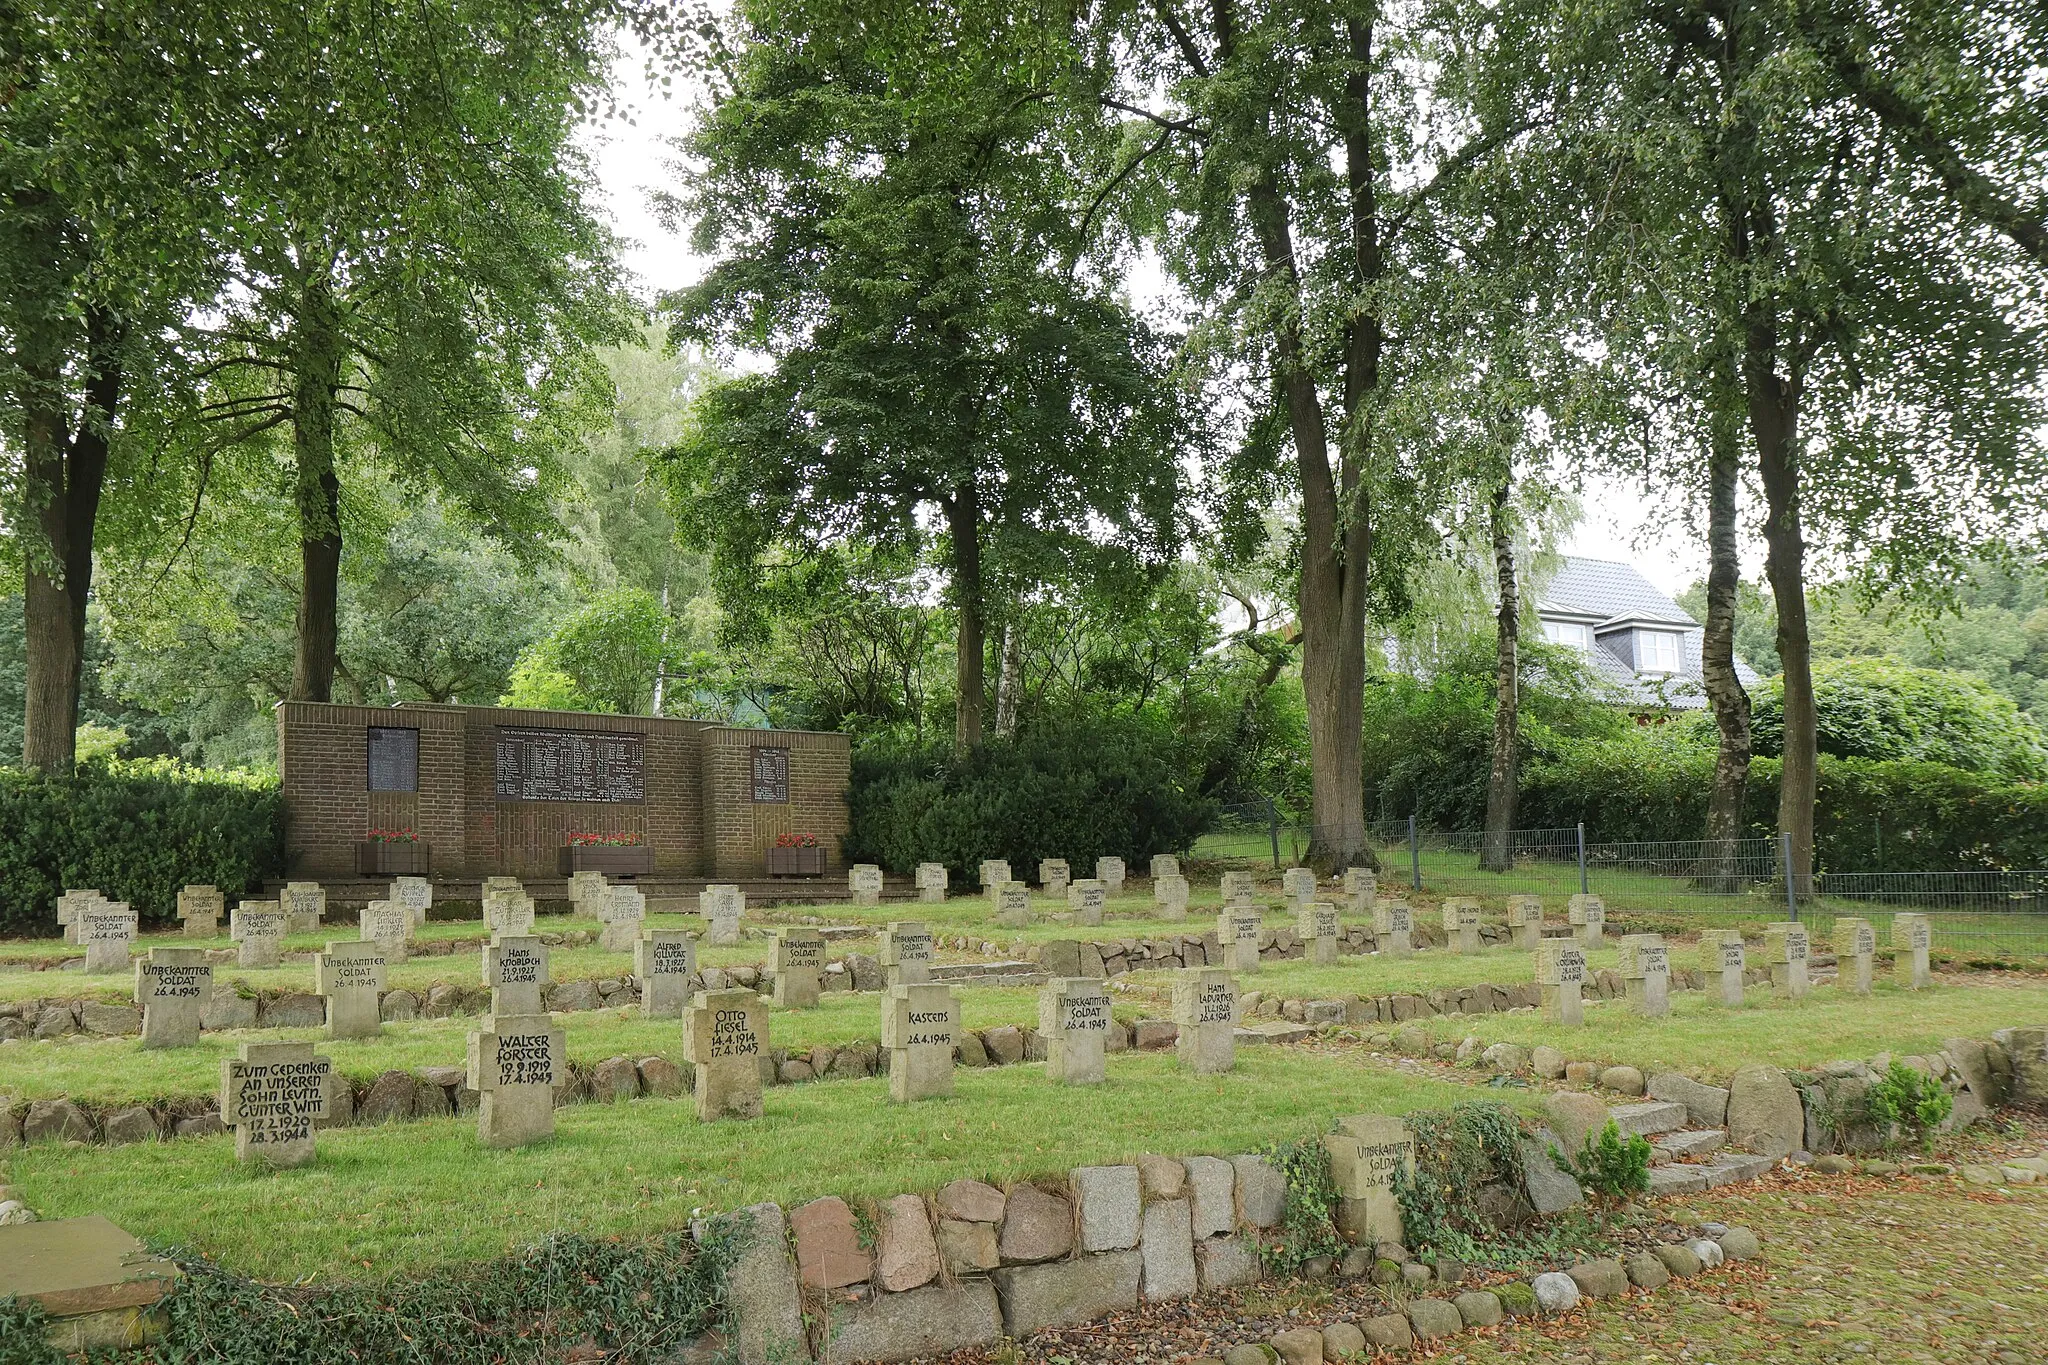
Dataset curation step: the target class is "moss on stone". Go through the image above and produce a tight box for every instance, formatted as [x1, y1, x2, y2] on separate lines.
[1497, 1281, 1538, 1317]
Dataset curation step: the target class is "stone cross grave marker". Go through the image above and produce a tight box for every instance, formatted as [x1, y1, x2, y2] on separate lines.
[1299, 901, 1340, 965]
[315, 940, 386, 1039]
[484, 875, 522, 895]
[1506, 896, 1544, 951]
[697, 884, 740, 947]
[56, 888, 101, 944]
[1068, 878, 1107, 927]
[1834, 916, 1877, 996]
[1039, 859, 1071, 897]
[1150, 853, 1180, 881]
[1096, 856, 1126, 894]
[1567, 893, 1605, 948]
[488, 935, 551, 1016]
[916, 862, 949, 904]
[1441, 898, 1482, 955]
[1281, 866, 1317, 911]
[1617, 933, 1670, 1017]
[1893, 912, 1931, 989]
[1344, 867, 1376, 916]
[632, 929, 694, 1017]
[684, 987, 767, 1120]
[849, 864, 884, 906]
[1325, 1113, 1414, 1245]
[1173, 968, 1236, 1074]
[281, 881, 325, 935]
[878, 920, 934, 987]
[1153, 874, 1190, 922]
[468, 1012, 565, 1147]
[979, 859, 1012, 895]
[177, 884, 223, 938]
[602, 884, 649, 952]
[567, 869, 607, 916]
[221, 1040, 330, 1167]
[231, 900, 287, 968]
[883, 981, 959, 1102]
[1764, 921, 1810, 1000]
[135, 946, 211, 1048]
[484, 890, 535, 940]
[1700, 930, 1746, 1008]
[994, 882, 1032, 929]
[1219, 870, 1256, 906]
[1040, 976, 1111, 1085]
[770, 927, 825, 1008]
[1373, 899, 1413, 956]
[80, 901, 137, 974]
[390, 876, 432, 927]
[1536, 939, 1587, 1026]
[359, 899, 413, 964]
[1217, 906, 1262, 972]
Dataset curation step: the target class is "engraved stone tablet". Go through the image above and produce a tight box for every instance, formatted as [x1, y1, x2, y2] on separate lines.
[221, 1041, 331, 1167]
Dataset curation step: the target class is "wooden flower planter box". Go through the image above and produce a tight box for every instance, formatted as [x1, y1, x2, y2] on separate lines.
[557, 845, 655, 878]
[766, 846, 827, 877]
[357, 841, 431, 876]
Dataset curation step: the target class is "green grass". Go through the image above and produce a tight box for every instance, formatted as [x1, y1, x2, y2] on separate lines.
[1, 1048, 1507, 1281]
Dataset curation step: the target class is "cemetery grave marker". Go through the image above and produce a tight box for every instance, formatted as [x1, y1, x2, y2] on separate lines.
[135, 947, 211, 1048]
[979, 860, 1012, 895]
[1150, 853, 1180, 880]
[849, 863, 884, 906]
[1616, 933, 1671, 1017]
[488, 935, 552, 1016]
[281, 881, 325, 934]
[1441, 898, 1482, 955]
[1535, 939, 1587, 1026]
[1764, 921, 1810, 1001]
[697, 884, 741, 947]
[483, 875, 522, 895]
[1893, 913, 1932, 989]
[177, 885, 223, 938]
[359, 900, 414, 963]
[1299, 901, 1340, 965]
[1219, 870, 1256, 905]
[1153, 874, 1190, 921]
[1173, 968, 1236, 1074]
[1039, 858, 1071, 897]
[1068, 878, 1107, 927]
[568, 869, 608, 915]
[1343, 867, 1376, 916]
[390, 876, 432, 927]
[468, 1013, 565, 1147]
[1040, 977, 1111, 1085]
[315, 940, 386, 1039]
[484, 890, 535, 940]
[1373, 899, 1413, 956]
[602, 884, 649, 951]
[1505, 895, 1543, 951]
[633, 929, 695, 1017]
[1096, 856, 1126, 893]
[684, 988, 767, 1120]
[1281, 866, 1316, 911]
[878, 920, 934, 987]
[883, 982, 959, 1102]
[221, 1041, 331, 1167]
[231, 900, 287, 968]
[1217, 906, 1262, 972]
[1701, 930, 1746, 1008]
[916, 862, 949, 904]
[56, 888, 102, 945]
[1324, 1113, 1414, 1244]
[1833, 917, 1877, 996]
[1567, 893, 1605, 948]
[769, 927, 826, 1008]
[994, 882, 1032, 928]
[79, 902, 137, 974]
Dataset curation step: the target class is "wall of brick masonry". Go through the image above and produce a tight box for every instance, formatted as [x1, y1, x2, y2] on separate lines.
[701, 726, 851, 877]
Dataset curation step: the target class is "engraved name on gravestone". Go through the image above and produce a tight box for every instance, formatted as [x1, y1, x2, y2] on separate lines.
[1325, 1114, 1414, 1245]
[884, 981, 959, 1102]
[1567, 894, 1606, 947]
[849, 864, 884, 906]
[994, 882, 1032, 929]
[469, 1013, 565, 1148]
[1281, 867, 1316, 910]
[1441, 898, 1482, 955]
[1343, 867, 1376, 915]
[1536, 939, 1587, 1027]
[1173, 968, 1236, 1074]
[177, 884, 223, 938]
[1039, 859, 1071, 897]
[80, 902, 137, 974]
[1040, 977, 1111, 1085]
[359, 900, 413, 963]
[1096, 856, 1126, 893]
[484, 890, 535, 940]
[135, 946, 211, 1048]
[1700, 930, 1746, 1007]
[1834, 917, 1877, 996]
[1219, 870, 1256, 906]
[1374, 899, 1413, 956]
[56, 888, 102, 944]
[568, 869, 608, 916]
[1068, 878, 1107, 927]
[221, 1041, 331, 1167]
[1150, 853, 1180, 881]
[486, 935, 550, 1016]
[1217, 907, 1262, 972]
[1893, 912, 1932, 989]
[1299, 901, 1340, 965]
[770, 927, 825, 1008]
[1764, 922, 1810, 1000]
[1154, 874, 1190, 921]
[391, 876, 433, 927]
[601, 884, 648, 952]
[684, 988, 766, 1120]
[232, 901, 287, 968]
[632, 930, 692, 1018]
[698, 884, 741, 947]
[979, 859, 1012, 894]
[916, 862, 949, 904]
[1617, 933, 1670, 1017]
[1506, 896, 1544, 951]
[878, 921, 934, 987]
[281, 881, 325, 935]
[315, 940, 386, 1039]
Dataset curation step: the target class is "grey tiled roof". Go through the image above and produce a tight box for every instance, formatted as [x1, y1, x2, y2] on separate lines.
[1536, 556, 1701, 627]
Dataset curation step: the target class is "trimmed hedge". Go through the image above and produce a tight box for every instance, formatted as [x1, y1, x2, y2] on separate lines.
[0, 758, 283, 936]
[847, 719, 1214, 877]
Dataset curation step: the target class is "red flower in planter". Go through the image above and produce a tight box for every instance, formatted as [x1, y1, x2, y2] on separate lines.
[366, 828, 418, 843]
[774, 832, 821, 848]
[566, 831, 645, 847]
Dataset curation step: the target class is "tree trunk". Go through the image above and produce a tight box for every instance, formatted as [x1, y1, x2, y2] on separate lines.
[993, 618, 1022, 738]
[1479, 481, 1519, 873]
[1700, 358, 1753, 890]
[947, 478, 985, 753]
[289, 277, 346, 703]
[1747, 335, 1814, 898]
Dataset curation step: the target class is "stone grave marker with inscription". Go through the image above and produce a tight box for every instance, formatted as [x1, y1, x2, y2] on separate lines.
[1150, 853, 1180, 880]
[1299, 901, 1340, 965]
[1219, 870, 1256, 906]
[769, 927, 825, 1008]
[488, 935, 551, 1016]
[80, 902, 137, 974]
[1893, 912, 1932, 989]
[1567, 893, 1606, 948]
[1617, 933, 1670, 1017]
[1536, 939, 1587, 1026]
[1700, 930, 1745, 1007]
[1173, 968, 1236, 1074]
[697, 884, 741, 947]
[1764, 922, 1810, 1000]
[1096, 856, 1126, 893]
[468, 1013, 566, 1147]
[601, 884, 649, 952]
[1039, 859, 1071, 897]
[1040, 977, 1111, 1085]
[979, 859, 1012, 895]
[177, 885, 223, 938]
[359, 900, 413, 963]
[315, 940, 386, 1039]
[1373, 899, 1413, 956]
[1068, 878, 1107, 927]
[1834, 917, 1877, 995]
[221, 1041, 331, 1167]
[1325, 1114, 1414, 1244]
[56, 888, 101, 944]
[994, 882, 1032, 929]
[878, 921, 934, 987]
[1441, 898, 1482, 955]
[1281, 867, 1317, 911]
[915, 862, 949, 904]
[568, 870, 608, 916]
[635, 929, 695, 1017]
[1153, 874, 1190, 921]
[1506, 896, 1544, 951]
[484, 890, 535, 940]
[281, 881, 325, 935]
[1217, 906, 1262, 972]
[231, 901, 287, 968]
[1343, 867, 1376, 916]
[390, 876, 433, 928]
[849, 864, 884, 906]
[883, 982, 959, 1102]
[684, 988, 767, 1120]
[135, 946, 211, 1048]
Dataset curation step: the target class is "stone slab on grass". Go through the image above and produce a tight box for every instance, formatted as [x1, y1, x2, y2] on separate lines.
[992, 1251, 1143, 1336]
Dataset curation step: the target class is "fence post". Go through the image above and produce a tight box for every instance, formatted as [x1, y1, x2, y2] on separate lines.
[1576, 823, 1588, 896]
[1269, 798, 1281, 870]
[1781, 831, 1799, 921]
[1408, 814, 1421, 891]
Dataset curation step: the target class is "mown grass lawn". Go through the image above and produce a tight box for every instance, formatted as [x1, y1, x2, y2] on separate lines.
[1, 1047, 1503, 1282]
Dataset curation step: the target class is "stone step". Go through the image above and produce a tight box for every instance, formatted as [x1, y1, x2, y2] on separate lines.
[1610, 1100, 1689, 1138]
[1698, 1154, 1775, 1188]
[1647, 1165, 1710, 1196]
[1656, 1129, 1728, 1159]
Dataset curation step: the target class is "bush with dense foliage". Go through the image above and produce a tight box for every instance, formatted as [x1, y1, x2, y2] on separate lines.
[0, 759, 284, 936]
[847, 715, 1215, 875]
[1751, 657, 2048, 779]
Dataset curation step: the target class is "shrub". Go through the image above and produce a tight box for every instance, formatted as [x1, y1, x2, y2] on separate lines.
[1864, 1060, 1955, 1152]
[0, 758, 284, 936]
[1752, 657, 2048, 780]
[1558, 1120, 1652, 1202]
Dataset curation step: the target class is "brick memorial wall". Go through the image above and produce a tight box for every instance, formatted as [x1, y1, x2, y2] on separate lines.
[279, 701, 850, 880]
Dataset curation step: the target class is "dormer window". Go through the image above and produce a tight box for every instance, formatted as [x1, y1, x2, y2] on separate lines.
[1543, 620, 1591, 648]
[1638, 630, 1680, 673]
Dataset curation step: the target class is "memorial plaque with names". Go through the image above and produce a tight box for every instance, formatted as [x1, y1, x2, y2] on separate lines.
[750, 746, 790, 803]
[366, 726, 420, 792]
[494, 727, 645, 803]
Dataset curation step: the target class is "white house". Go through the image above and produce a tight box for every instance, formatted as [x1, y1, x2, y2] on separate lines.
[1533, 557, 1762, 710]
